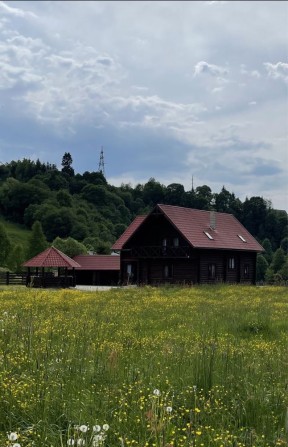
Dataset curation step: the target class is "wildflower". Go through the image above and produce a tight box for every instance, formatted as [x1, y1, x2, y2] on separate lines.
[79, 425, 88, 433]
[12, 444, 21, 447]
[102, 424, 109, 431]
[77, 439, 85, 446]
[93, 425, 101, 432]
[67, 440, 75, 446]
[8, 433, 18, 441]
[153, 389, 161, 396]
[166, 406, 173, 413]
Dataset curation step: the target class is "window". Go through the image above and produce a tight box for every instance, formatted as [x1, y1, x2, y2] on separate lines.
[208, 263, 216, 279]
[238, 234, 247, 243]
[173, 237, 179, 247]
[162, 238, 167, 255]
[228, 257, 235, 270]
[204, 231, 214, 240]
[163, 264, 173, 279]
[244, 264, 250, 278]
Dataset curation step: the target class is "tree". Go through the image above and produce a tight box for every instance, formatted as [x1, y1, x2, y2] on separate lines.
[256, 254, 269, 282]
[52, 237, 87, 258]
[165, 183, 185, 206]
[242, 196, 268, 236]
[262, 238, 273, 264]
[56, 189, 72, 207]
[279, 257, 288, 281]
[194, 185, 213, 210]
[280, 237, 288, 254]
[41, 208, 74, 241]
[142, 178, 165, 206]
[27, 221, 48, 260]
[7, 244, 25, 272]
[0, 223, 11, 267]
[61, 152, 74, 177]
[270, 248, 286, 274]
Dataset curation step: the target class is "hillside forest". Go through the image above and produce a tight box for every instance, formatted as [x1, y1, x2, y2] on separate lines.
[0, 154, 287, 283]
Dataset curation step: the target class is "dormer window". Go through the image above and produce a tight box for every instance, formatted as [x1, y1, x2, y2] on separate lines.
[238, 235, 247, 243]
[173, 237, 179, 247]
[204, 231, 214, 240]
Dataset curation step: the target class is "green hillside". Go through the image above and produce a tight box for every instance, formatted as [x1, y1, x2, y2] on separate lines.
[0, 216, 31, 255]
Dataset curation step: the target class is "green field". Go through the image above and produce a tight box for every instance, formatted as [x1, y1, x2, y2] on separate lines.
[0, 285, 287, 447]
[0, 216, 31, 255]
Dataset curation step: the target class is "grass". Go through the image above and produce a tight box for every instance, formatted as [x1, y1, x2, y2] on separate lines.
[0, 216, 31, 254]
[0, 285, 287, 447]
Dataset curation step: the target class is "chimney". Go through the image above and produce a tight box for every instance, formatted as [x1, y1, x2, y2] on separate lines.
[210, 211, 216, 230]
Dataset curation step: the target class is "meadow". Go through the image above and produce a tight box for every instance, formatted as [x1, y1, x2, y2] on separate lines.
[0, 285, 287, 447]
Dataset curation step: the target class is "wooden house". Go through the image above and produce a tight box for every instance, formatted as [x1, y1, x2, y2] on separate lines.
[112, 204, 264, 285]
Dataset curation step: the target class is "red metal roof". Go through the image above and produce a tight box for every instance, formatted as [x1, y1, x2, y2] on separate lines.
[112, 204, 264, 252]
[71, 255, 120, 271]
[112, 215, 147, 250]
[23, 246, 81, 268]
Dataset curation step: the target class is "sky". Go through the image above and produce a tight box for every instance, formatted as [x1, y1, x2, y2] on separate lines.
[0, 1, 287, 211]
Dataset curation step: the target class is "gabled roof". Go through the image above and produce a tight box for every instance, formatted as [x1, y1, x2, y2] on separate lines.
[112, 215, 147, 250]
[112, 204, 264, 252]
[23, 246, 81, 268]
[71, 255, 120, 271]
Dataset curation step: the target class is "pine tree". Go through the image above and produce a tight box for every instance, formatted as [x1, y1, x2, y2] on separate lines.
[61, 152, 74, 177]
[27, 221, 48, 260]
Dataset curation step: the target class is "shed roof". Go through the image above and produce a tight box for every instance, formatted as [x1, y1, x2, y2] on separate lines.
[112, 204, 264, 252]
[23, 246, 81, 268]
[71, 255, 120, 271]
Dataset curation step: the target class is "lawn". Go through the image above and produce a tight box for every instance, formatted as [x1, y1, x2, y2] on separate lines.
[0, 285, 287, 447]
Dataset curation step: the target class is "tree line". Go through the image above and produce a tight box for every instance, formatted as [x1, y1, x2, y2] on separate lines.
[0, 154, 287, 283]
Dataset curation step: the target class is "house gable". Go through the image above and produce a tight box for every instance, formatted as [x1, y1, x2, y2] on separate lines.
[112, 204, 264, 253]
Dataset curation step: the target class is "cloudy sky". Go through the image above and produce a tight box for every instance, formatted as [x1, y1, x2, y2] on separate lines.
[0, 1, 287, 210]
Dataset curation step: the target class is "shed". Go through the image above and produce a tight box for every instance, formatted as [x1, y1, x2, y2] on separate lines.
[70, 255, 120, 285]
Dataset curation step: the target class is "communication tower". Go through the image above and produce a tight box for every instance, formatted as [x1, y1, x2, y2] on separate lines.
[98, 146, 105, 177]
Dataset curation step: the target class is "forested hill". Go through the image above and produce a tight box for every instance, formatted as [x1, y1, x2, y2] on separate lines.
[0, 156, 287, 257]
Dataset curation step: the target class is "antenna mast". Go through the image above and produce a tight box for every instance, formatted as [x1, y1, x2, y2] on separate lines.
[98, 146, 105, 177]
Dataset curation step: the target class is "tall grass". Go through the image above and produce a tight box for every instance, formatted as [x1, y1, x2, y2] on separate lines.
[0, 285, 287, 446]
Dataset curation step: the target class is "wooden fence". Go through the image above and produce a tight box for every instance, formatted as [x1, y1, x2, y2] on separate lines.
[0, 272, 75, 288]
[0, 272, 27, 286]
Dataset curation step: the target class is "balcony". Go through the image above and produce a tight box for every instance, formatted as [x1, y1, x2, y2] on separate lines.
[130, 245, 191, 258]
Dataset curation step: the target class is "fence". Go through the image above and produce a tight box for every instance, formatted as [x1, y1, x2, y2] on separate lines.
[0, 272, 74, 288]
[0, 272, 27, 286]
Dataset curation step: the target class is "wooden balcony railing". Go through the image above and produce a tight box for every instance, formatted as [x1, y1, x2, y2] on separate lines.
[130, 245, 191, 258]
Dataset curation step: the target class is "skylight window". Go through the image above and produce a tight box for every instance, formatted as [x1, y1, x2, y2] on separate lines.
[204, 231, 214, 240]
[238, 234, 247, 242]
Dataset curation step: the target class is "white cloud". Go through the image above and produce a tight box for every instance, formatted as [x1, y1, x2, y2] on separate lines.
[264, 62, 288, 83]
[0, 1, 37, 18]
[194, 61, 229, 77]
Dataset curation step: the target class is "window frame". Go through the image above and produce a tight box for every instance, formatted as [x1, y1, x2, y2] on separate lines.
[228, 257, 236, 270]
